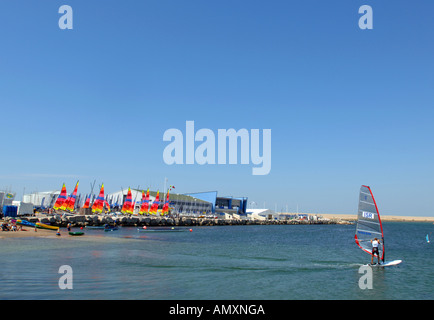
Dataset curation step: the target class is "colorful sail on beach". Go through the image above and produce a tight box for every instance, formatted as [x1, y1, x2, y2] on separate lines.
[91, 184, 105, 213]
[139, 188, 150, 214]
[104, 200, 111, 212]
[150, 190, 160, 214]
[61, 181, 79, 212]
[82, 194, 90, 209]
[162, 188, 170, 216]
[121, 187, 134, 214]
[53, 183, 68, 210]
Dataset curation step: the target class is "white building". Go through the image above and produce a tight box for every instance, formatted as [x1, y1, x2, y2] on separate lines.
[246, 209, 276, 220]
[23, 190, 60, 208]
[12, 201, 34, 215]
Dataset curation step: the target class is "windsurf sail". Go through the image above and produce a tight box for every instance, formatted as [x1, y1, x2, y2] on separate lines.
[121, 187, 134, 214]
[92, 184, 105, 213]
[427, 234, 430, 243]
[355, 185, 385, 262]
[53, 183, 68, 210]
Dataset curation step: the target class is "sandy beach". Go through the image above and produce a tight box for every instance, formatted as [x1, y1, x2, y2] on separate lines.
[0, 220, 79, 239]
[0, 227, 59, 239]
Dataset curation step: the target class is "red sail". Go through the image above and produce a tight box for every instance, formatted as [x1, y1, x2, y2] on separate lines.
[150, 190, 160, 214]
[121, 187, 134, 214]
[82, 194, 90, 209]
[139, 188, 150, 214]
[162, 188, 170, 215]
[92, 184, 105, 213]
[53, 183, 68, 210]
[62, 181, 79, 212]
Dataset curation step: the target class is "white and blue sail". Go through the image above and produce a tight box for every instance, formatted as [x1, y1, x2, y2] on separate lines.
[354, 185, 385, 262]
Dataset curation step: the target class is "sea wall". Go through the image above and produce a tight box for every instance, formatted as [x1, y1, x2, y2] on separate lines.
[15, 214, 351, 227]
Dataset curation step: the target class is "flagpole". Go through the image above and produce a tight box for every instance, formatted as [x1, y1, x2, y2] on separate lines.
[163, 177, 167, 206]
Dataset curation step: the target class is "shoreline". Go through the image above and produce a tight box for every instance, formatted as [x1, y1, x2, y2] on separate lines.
[318, 213, 434, 222]
[1, 213, 432, 239]
[0, 227, 60, 239]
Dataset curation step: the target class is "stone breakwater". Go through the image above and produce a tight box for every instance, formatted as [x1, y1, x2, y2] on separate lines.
[14, 214, 351, 227]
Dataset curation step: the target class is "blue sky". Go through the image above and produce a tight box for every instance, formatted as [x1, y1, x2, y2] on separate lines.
[1, 1, 433, 215]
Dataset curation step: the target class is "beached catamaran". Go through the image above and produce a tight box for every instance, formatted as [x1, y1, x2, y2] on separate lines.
[121, 187, 134, 214]
[162, 188, 170, 215]
[354, 185, 402, 267]
[150, 190, 160, 215]
[91, 184, 106, 213]
[53, 183, 68, 210]
[139, 188, 150, 215]
[82, 194, 91, 209]
[61, 180, 79, 212]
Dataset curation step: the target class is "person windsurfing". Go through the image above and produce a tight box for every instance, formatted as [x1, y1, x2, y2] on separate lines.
[371, 238, 381, 265]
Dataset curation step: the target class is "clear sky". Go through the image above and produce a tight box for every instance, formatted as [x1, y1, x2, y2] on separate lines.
[0, 1, 433, 216]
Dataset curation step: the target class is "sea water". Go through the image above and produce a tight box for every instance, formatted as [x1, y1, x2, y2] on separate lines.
[0, 222, 433, 300]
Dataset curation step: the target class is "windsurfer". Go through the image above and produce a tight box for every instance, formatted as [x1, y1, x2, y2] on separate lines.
[371, 238, 381, 265]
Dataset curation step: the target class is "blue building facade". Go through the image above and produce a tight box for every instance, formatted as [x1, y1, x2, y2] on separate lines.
[185, 191, 248, 215]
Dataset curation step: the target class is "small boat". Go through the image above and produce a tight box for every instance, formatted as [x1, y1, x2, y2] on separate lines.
[69, 231, 84, 236]
[16, 219, 36, 228]
[104, 225, 119, 231]
[36, 222, 59, 231]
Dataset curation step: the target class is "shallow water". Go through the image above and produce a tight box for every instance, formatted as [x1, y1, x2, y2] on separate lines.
[0, 222, 432, 300]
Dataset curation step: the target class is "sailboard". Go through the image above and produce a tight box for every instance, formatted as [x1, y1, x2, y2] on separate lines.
[354, 185, 402, 267]
[426, 234, 430, 244]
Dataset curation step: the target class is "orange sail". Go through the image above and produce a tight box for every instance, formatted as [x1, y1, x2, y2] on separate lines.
[82, 194, 90, 209]
[162, 188, 170, 215]
[121, 187, 134, 214]
[92, 184, 105, 213]
[150, 190, 160, 214]
[139, 188, 150, 214]
[61, 181, 79, 212]
[53, 183, 68, 210]
[104, 200, 110, 213]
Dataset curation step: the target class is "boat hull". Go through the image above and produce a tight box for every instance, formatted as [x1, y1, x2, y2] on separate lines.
[36, 222, 59, 230]
[69, 232, 84, 236]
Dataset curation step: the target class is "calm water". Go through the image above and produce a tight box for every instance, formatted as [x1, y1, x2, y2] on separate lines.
[0, 222, 433, 300]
